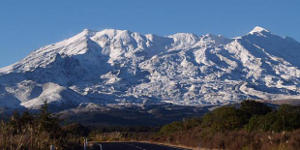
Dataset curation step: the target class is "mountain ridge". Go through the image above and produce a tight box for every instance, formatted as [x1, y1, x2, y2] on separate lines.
[1, 26, 300, 112]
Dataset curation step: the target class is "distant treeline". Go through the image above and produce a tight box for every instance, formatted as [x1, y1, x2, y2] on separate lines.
[155, 100, 300, 149]
[161, 100, 300, 134]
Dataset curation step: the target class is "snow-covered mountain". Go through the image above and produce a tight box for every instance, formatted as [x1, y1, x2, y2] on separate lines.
[1, 26, 300, 111]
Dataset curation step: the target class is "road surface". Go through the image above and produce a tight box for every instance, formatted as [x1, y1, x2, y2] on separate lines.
[90, 142, 191, 150]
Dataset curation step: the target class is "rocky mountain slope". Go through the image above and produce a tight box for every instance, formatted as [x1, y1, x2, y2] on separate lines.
[1, 26, 300, 111]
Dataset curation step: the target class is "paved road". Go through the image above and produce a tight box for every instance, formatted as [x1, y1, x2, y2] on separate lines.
[90, 142, 191, 150]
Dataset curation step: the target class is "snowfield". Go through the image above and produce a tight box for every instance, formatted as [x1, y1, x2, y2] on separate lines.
[1, 26, 300, 110]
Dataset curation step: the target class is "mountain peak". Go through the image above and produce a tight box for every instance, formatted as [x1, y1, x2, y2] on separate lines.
[78, 28, 96, 37]
[249, 26, 270, 34]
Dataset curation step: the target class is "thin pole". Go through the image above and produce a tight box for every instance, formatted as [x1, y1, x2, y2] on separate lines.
[50, 145, 55, 150]
[83, 138, 87, 150]
[99, 144, 103, 150]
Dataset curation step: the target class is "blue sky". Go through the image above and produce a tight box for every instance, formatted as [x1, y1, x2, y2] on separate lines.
[0, 0, 299, 67]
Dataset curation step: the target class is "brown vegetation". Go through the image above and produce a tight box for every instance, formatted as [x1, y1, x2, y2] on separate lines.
[0, 103, 82, 150]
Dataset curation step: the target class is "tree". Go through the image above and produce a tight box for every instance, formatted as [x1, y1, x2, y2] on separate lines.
[201, 106, 247, 132]
[9, 111, 21, 133]
[240, 100, 272, 118]
[160, 121, 184, 135]
[246, 105, 300, 132]
[38, 101, 61, 138]
[20, 111, 34, 126]
[272, 105, 300, 131]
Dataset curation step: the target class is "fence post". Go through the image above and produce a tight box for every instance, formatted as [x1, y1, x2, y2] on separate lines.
[83, 137, 87, 150]
[50, 145, 55, 150]
[99, 144, 103, 150]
